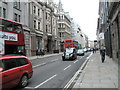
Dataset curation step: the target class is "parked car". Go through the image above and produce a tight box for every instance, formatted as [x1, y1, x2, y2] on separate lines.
[62, 47, 77, 61]
[0, 55, 33, 89]
[83, 48, 87, 52]
[77, 49, 85, 56]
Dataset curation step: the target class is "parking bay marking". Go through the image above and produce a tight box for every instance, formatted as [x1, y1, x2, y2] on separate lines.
[64, 65, 71, 71]
[34, 74, 57, 88]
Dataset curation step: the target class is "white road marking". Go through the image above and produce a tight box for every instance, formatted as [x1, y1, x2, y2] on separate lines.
[74, 60, 78, 63]
[86, 53, 92, 60]
[64, 65, 71, 70]
[33, 63, 46, 68]
[24, 87, 34, 89]
[34, 74, 57, 88]
[51, 59, 59, 62]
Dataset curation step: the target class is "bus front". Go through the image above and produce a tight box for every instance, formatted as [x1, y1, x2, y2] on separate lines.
[0, 18, 25, 55]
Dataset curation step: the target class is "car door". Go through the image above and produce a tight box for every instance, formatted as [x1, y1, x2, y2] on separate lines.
[16, 58, 29, 76]
[2, 58, 20, 89]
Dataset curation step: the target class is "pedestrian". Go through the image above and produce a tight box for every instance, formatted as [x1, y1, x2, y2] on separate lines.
[41, 48, 45, 56]
[93, 48, 95, 53]
[100, 46, 106, 63]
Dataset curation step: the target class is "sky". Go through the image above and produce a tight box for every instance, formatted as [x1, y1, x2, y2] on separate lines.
[54, 0, 99, 41]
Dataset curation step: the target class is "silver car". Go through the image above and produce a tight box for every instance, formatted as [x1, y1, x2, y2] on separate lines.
[77, 49, 84, 56]
[62, 48, 77, 61]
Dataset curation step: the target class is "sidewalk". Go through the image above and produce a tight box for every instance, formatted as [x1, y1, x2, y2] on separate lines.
[27, 52, 62, 60]
[73, 51, 118, 88]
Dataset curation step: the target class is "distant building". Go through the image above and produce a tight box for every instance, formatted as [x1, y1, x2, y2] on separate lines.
[57, 0, 72, 51]
[71, 19, 89, 48]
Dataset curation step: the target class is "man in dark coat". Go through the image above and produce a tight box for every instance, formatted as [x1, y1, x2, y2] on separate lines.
[100, 46, 106, 63]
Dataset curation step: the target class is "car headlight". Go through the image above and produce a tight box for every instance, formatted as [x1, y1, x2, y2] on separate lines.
[70, 53, 73, 57]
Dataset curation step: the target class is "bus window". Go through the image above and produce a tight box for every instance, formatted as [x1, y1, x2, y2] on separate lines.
[0, 25, 4, 30]
[2, 19, 13, 32]
[66, 41, 72, 43]
[14, 23, 22, 33]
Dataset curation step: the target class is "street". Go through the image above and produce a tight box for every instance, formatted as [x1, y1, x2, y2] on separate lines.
[14, 52, 91, 89]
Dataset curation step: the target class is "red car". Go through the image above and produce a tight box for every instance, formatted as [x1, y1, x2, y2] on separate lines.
[0, 55, 33, 89]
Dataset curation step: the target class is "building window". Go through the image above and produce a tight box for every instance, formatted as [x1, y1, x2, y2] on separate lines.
[38, 9, 40, 16]
[60, 33, 61, 37]
[46, 13, 47, 20]
[3, 0, 7, 4]
[3, 8, 6, 18]
[38, 22, 40, 30]
[34, 20, 36, 29]
[18, 15, 20, 22]
[14, 13, 17, 21]
[0, 7, 1, 17]
[13, 1, 20, 10]
[46, 25, 48, 32]
[80, 34, 83, 37]
[33, 6, 36, 14]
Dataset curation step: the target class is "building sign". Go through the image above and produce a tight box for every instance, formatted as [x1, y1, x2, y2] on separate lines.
[0, 37, 4, 55]
[99, 33, 104, 40]
[0, 32, 18, 41]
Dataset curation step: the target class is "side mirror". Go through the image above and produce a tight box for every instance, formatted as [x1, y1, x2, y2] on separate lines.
[0, 67, 3, 72]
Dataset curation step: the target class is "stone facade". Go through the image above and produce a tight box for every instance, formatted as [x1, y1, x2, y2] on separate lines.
[97, 0, 120, 62]
[108, 2, 120, 61]
[0, 0, 60, 56]
[57, 0, 72, 51]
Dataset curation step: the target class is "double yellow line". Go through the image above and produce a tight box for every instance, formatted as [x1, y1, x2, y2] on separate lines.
[63, 69, 82, 90]
[63, 53, 92, 90]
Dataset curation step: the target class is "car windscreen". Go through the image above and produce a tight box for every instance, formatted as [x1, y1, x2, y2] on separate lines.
[77, 49, 83, 53]
[66, 48, 73, 53]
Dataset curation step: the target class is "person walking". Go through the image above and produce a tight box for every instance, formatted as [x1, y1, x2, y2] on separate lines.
[100, 46, 106, 63]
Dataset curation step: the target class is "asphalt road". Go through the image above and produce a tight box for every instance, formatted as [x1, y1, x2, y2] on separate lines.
[16, 52, 91, 90]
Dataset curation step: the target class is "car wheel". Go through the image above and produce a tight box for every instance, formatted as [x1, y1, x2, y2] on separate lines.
[18, 75, 28, 88]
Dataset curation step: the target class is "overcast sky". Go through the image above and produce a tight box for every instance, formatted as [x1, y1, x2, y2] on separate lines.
[54, 0, 99, 41]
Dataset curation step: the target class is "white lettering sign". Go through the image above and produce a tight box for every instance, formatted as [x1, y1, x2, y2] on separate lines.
[0, 32, 18, 41]
[0, 37, 4, 55]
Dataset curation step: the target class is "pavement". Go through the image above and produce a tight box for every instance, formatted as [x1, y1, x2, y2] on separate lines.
[73, 51, 118, 88]
[27, 53, 62, 60]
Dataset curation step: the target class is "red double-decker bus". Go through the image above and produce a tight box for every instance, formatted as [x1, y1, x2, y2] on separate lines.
[0, 17, 25, 55]
[64, 39, 79, 49]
